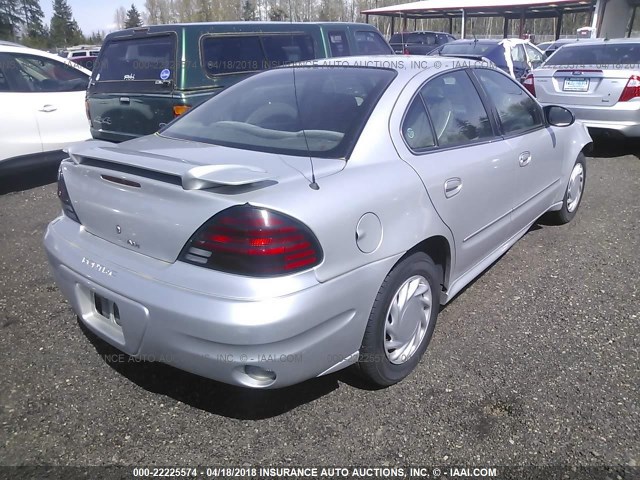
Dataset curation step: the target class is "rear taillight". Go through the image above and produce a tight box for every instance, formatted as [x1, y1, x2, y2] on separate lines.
[403, 47, 410, 55]
[523, 73, 536, 96]
[618, 75, 640, 102]
[57, 171, 81, 223]
[179, 205, 323, 277]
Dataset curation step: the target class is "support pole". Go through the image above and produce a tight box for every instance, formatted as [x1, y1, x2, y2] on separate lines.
[629, 6, 637, 37]
[518, 10, 525, 38]
[461, 9, 466, 38]
[555, 10, 563, 39]
[449, 16, 453, 34]
[365, 14, 369, 24]
[391, 16, 395, 35]
[503, 16, 509, 38]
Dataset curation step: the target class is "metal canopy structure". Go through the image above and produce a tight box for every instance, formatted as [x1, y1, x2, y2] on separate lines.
[362, 0, 596, 39]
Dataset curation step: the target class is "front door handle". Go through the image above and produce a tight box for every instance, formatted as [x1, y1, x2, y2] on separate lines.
[444, 177, 462, 198]
[39, 104, 57, 112]
[519, 151, 532, 167]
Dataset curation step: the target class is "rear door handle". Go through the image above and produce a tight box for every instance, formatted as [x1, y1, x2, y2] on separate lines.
[444, 177, 462, 198]
[519, 151, 532, 167]
[39, 104, 57, 112]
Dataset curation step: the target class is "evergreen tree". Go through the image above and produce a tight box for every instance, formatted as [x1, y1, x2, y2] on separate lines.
[0, 0, 21, 40]
[242, 0, 255, 21]
[124, 3, 142, 28]
[50, 0, 83, 47]
[21, 0, 47, 41]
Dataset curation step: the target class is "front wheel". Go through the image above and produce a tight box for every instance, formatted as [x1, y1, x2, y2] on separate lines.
[547, 153, 586, 225]
[357, 252, 442, 387]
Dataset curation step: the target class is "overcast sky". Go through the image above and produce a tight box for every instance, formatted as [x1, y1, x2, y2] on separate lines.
[41, 0, 147, 35]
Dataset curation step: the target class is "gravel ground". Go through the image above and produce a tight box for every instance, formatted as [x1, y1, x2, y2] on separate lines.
[0, 141, 638, 473]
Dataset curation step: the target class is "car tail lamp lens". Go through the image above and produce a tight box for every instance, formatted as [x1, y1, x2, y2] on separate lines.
[173, 105, 191, 117]
[618, 75, 640, 102]
[179, 205, 323, 277]
[57, 171, 81, 223]
[403, 47, 410, 55]
[523, 73, 536, 96]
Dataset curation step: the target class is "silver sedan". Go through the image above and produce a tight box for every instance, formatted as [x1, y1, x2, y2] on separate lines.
[44, 56, 592, 389]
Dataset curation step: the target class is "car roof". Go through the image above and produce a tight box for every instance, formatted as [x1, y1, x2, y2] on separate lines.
[392, 31, 451, 35]
[558, 37, 640, 48]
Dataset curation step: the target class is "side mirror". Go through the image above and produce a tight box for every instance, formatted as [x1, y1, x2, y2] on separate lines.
[544, 105, 575, 127]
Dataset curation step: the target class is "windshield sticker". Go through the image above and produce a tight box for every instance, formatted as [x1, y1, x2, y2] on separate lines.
[124, 73, 135, 80]
[160, 68, 171, 80]
[95, 73, 101, 81]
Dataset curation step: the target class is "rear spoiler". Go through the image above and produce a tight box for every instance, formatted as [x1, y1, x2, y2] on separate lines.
[66, 140, 272, 190]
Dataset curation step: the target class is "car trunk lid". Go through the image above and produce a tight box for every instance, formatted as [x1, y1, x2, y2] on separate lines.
[63, 137, 344, 263]
[533, 67, 638, 106]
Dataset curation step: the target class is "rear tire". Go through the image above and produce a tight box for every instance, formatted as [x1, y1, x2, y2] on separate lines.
[547, 153, 586, 225]
[357, 252, 442, 387]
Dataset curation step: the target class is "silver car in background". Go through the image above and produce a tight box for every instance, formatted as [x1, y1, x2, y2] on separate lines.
[44, 57, 592, 389]
[524, 38, 640, 137]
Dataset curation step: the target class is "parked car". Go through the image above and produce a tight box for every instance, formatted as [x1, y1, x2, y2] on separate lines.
[86, 22, 393, 143]
[434, 38, 546, 80]
[45, 56, 591, 389]
[0, 44, 91, 175]
[60, 46, 101, 59]
[71, 55, 98, 71]
[389, 30, 456, 54]
[523, 38, 640, 137]
[536, 38, 579, 56]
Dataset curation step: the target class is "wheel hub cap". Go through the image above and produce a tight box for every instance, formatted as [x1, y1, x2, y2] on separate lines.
[567, 163, 584, 213]
[383, 275, 432, 365]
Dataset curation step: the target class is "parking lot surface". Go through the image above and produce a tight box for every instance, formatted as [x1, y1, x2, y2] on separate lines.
[0, 142, 638, 468]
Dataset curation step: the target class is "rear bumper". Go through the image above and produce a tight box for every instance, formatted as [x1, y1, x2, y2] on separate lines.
[44, 216, 398, 388]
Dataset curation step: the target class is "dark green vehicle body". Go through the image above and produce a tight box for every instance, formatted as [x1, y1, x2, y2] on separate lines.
[87, 22, 393, 142]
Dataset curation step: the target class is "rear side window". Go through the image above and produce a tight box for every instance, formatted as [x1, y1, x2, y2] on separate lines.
[402, 96, 435, 151]
[420, 70, 493, 147]
[94, 34, 176, 83]
[328, 31, 351, 56]
[407, 32, 436, 45]
[544, 43, 640, 65]
[474, 68, 543, 136]
[201, 34, 315, 75]
[355, 31, 392, 54]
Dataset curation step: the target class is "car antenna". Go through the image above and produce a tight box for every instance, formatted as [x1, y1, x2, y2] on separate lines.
[288, 0, 318, 190]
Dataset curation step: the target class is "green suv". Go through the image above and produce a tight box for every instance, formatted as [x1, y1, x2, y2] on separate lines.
[86, 22, 393, 142]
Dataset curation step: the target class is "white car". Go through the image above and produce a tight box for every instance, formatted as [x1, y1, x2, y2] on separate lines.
[0, 45, 91, 175]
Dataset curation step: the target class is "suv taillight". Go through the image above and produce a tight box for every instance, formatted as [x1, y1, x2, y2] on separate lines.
[57, 171, 81, 223]
[618, 75, 640, 102]
[403, 47, 410, 55]
[179, 205, 323, 277]
[523, 73, 536, 96]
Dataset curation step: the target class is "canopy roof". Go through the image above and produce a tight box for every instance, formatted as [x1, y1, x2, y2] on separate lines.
[362, 0, 594, 19]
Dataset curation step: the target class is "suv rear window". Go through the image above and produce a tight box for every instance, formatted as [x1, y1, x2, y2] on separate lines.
[544, 43, 640, 65]
[201, 34, 315, 76]
[93, 34, 176, 84]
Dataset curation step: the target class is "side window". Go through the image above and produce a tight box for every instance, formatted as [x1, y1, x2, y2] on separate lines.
[261, 34, 316, 66]
[0, 68, 9, 91]
[354, 31, 392, 55]
[510, 44, 526, 63]
[328, 31, 351, 57]
[402, 96, 435, 151]
[474, 68, 544, 135]
[524, 44, 544, 66]
[420, 70, 493, 147]
[202, 35, 264, 75]
[11, 54, 88, 92]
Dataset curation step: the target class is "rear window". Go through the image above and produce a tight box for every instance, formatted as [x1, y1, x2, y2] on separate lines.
[441, 43, 495, 55]
[544, 43, 640, 66]
[201, 34, 315, 76]
[354, 31, 392, 54]
[390, 33, 436, 45]
[93, 34, 176, 84]
[161, 66, 395, 159]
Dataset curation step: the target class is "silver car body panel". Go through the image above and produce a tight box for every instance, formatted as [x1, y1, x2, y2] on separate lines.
[44, 56, 592, 388]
